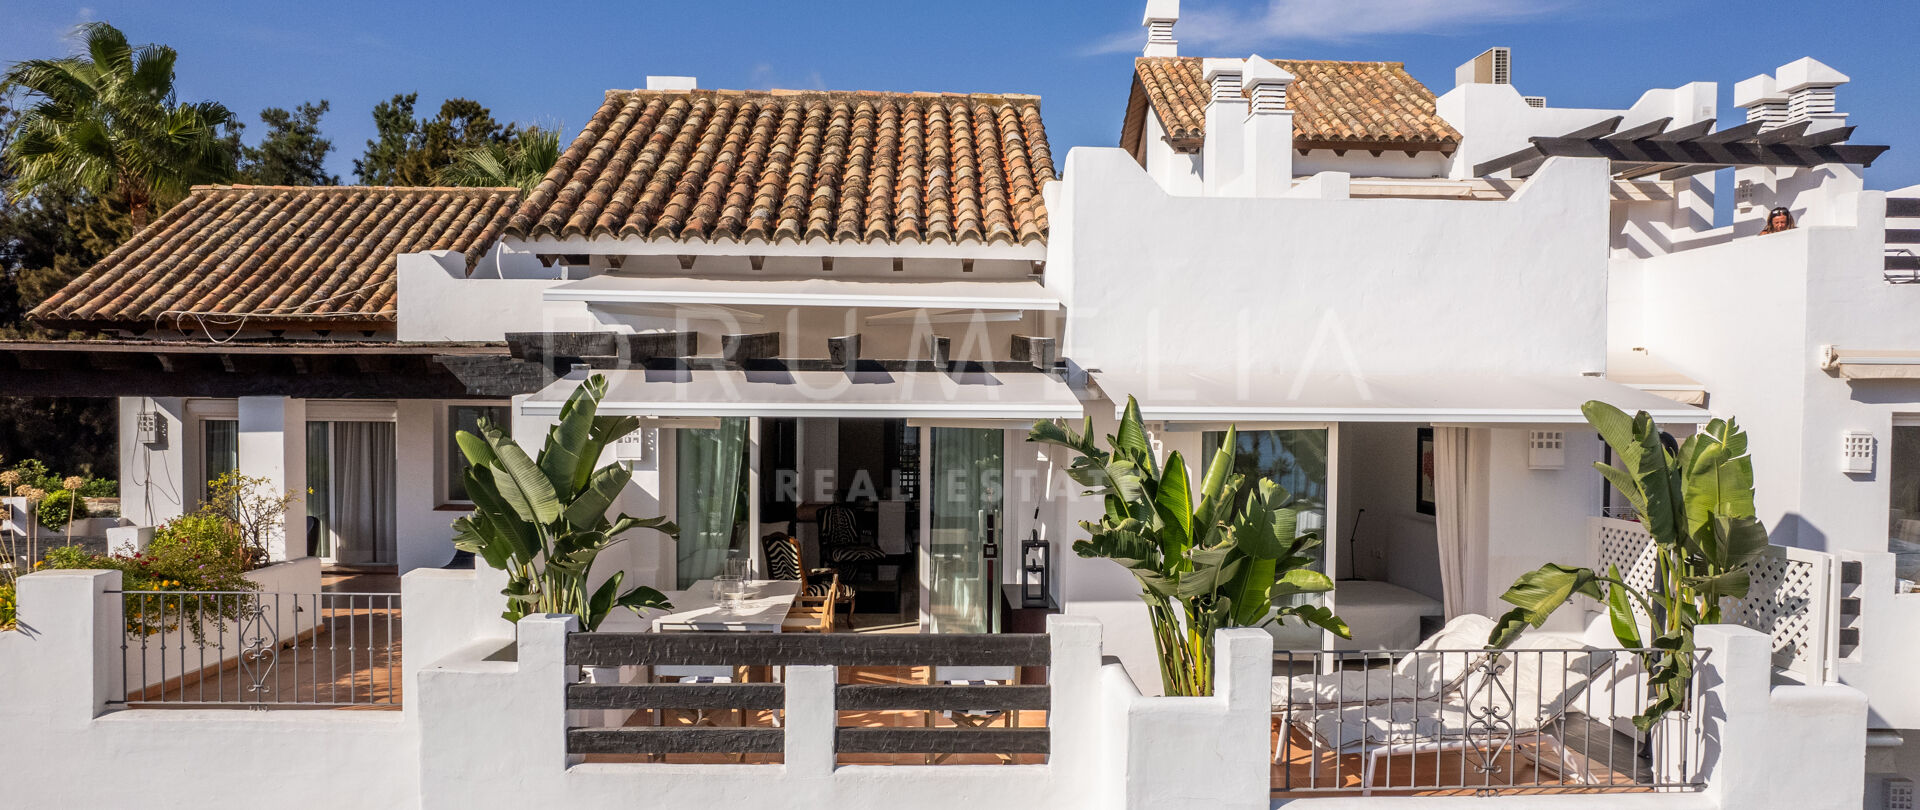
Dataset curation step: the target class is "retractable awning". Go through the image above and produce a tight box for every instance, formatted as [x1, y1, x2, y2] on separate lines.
[543, 275, 1060, 311]
[525, 367, 1083, 421]
[1821, 346, 1920, 380]
[1092, 371, 1712, 424]
[1606, 350, 1709, 407]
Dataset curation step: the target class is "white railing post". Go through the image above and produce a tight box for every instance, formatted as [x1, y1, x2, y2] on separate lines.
[1216, 627, 1275, 810]
[784, 665, 837, 776]
[1045, 614, 1104, 791]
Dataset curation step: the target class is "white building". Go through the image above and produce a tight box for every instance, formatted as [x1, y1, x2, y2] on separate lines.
[1, 2, 1915, 805]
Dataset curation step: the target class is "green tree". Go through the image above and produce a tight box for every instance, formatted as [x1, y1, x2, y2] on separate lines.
[2, 21, 234, 229]
[354, 94, 517, 186]
[438, 127, 560, 192]
[232, 100, 338, 186]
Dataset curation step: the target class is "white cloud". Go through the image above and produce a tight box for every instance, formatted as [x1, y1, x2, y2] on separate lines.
[1086, 0, 1563, 55]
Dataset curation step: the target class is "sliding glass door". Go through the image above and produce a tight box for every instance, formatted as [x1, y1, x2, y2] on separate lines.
[675, 418, 750, 588]
[925, 427, 1004, 634]
[1202, 428, 1330, 649]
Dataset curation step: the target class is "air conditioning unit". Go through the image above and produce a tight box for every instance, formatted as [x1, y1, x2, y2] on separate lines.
[136, 411, 167, 448]
[1456, 47, 1513, 88]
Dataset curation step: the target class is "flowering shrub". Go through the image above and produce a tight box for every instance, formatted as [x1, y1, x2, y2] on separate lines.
[0, 581, 15, 630]
[35, 489, 90, 528]
[45, 512, 258, 638]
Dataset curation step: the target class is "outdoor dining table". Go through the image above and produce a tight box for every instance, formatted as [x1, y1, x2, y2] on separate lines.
[650, 579, 803, 633]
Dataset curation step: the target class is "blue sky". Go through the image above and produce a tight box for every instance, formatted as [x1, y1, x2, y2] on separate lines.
[5, 0, 1917, 190]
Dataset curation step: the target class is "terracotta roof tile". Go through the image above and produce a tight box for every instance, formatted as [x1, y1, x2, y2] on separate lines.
[1124, 57, 1462, 153]
[30, 185, 519, 331]
[508, 89, 1055, 245]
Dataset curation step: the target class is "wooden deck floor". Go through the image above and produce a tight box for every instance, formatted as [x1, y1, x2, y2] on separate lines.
[1270, 714, 1658, 796]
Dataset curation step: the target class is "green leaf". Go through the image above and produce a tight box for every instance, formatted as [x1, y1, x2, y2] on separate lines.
[1606, 566, 1644, 648]
[584, 570, 622, 631]
[1224, 556, 1277, 626]
[1279, 603, 1352, 640]
[482, 425, 561, 525]
[541, 374, 606, 497]
[1176, 539, 1242, 599]
[1270, 567, 1335, 598]
[562, 465, 632, 529]
[1154, 450, 1195, 560]
[615, 585, 672, 612]
[1495, 563, 1603, 630]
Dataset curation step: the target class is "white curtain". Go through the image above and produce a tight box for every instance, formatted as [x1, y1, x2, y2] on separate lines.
[331, 422, 397, 565]
[1432, 427, 1481, 619]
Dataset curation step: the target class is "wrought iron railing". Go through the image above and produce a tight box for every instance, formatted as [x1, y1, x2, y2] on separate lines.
[1271, 647, 1707, 796]
[108, 590, 401, 708]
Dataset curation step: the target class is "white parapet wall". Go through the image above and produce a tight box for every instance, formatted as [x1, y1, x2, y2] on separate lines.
[0, 566, 1875, 810]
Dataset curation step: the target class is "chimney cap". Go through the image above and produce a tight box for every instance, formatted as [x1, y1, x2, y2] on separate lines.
[1774, 57, 1849, 94]
[1142, 0, 1179, 24]
[1733, 74, 1783, 108]
[1241, 55, 1294, 88]
[1202, 57, 1246, 82]
[646, 75, 698, 91]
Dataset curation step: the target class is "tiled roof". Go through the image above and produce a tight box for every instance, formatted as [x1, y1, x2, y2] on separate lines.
[1123, 57, 1462, 154]
[31, 185, 520, 331]
[507, 89, 1055, 246]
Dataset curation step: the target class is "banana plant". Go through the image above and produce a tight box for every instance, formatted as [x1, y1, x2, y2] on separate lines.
[1487, 400, 1771, 731]
[1030, 396, 1349, 697]
[451, 374, 678, 631]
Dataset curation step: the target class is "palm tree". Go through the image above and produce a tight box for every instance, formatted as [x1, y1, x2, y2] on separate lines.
[2, 22, 234, 229]
[437, 128, 559, 192]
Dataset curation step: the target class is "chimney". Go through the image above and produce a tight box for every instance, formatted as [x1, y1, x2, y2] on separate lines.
[1241, 55, 1294, 197]
[1775, 57, 1849, 132]
[1142, 0, 1179, 58]
[646, 76, 698, 91]
[1454, 47, 1512, 89]
[1202, 58, 1247, 196]
[1733, 74, 1788, 130]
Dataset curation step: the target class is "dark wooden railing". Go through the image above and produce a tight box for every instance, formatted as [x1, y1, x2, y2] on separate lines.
[564, 632, 1052, 761]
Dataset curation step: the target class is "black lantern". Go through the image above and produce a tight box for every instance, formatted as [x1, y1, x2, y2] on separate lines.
[1021, 529, 1051, 608]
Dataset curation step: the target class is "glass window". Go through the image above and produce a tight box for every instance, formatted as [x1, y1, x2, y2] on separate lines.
[307, 422, 331, 558]
[1201, 428, 1331, 649]
[676, 419, 750, 588]
[446, 405, 510, 502]
[202, 419, 238, 501]
[1889, 426, 1920, 585]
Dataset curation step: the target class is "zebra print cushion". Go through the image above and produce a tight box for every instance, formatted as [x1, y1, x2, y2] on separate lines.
[762, 532, 802, 581]
[830, 545, 888, 562]
[819, 504, 863, 548]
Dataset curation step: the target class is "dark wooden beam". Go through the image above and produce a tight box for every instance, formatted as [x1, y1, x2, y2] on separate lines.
[722, 332, 780, 362]
[1472, 145, 1543, 177]
[567, 728, 784, 756]
[1562, 115, 1625, 139]
[1603, 117, 1672, 142]
[927, 335, 952, 368]
[1753, 120, 1812, 145]
[620, 332, 698, 362]
[1507, 154, 1553, 179]
[565, 632, 1052, 668]
[1888, 198, 1920, 219]
[836, 684, 1051, 712]
[1646, 119, 1716, 143]
[1010, 335, 1057, 371]
[1656, 164, 1722, 182]
[1885, 229, 1920, 244]
[828, 334, 861, 370]
[834, 727, 1049, 755]
[568, 683, 784, 711]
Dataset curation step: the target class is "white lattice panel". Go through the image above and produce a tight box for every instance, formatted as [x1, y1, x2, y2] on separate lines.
[1593, 518, 1660, 628]
[1592, 518, 1835, 681]
[1726, 548, 1831, 680]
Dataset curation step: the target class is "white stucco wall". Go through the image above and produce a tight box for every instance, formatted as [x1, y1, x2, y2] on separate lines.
[1052, 147, 1612, 381]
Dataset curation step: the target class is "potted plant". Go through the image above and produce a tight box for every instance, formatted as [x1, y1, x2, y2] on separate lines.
[1030, 397, 1349, 697]
[451, 373, 678, 631]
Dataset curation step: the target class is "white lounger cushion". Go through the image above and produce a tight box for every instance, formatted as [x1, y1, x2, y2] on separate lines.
[1295, 703, 1443, 751]
[1272, 613, 1497, 710]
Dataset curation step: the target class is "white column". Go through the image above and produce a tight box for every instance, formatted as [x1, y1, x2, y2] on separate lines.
[237, 396, 306, 561]
[1202, 59, 1247, 197]
[1241, 55, 1295, 198]
[1141, 0, 1179, 58]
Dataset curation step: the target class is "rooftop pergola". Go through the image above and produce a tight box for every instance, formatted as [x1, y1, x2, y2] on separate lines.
[1473, 116, 1889, 180]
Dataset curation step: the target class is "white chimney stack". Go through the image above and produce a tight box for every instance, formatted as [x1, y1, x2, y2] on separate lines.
[1241, 55, 1294, 197]
[1775, 57, 1849, 132]
[646, 76, 698, 91]
[1733, 74, 1788, 130]
[1202, 58, 1247, 196]
[1142, 0, 1179, 58]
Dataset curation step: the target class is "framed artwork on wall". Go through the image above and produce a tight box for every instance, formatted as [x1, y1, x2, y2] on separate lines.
[1415, 427, 1436, 515]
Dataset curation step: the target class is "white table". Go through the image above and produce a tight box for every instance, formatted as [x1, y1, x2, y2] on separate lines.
[650, 579, 802, 633]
